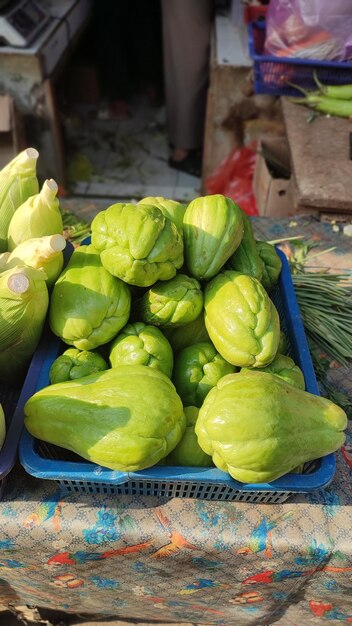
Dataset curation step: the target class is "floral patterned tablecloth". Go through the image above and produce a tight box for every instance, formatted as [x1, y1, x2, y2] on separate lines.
[0, 216, 351, 626]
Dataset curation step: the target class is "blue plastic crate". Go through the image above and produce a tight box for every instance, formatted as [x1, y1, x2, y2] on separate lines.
[248, 21, 352, 97]
[19, 249, 336, 503]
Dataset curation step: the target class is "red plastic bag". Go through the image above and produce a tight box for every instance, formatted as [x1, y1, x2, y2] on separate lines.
[205, 145, 258, 217]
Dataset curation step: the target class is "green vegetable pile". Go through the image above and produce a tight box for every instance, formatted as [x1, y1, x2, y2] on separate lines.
[290, 72, 352, 119]
[0, 149, 347, 484]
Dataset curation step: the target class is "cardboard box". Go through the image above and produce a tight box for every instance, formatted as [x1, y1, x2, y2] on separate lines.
[0, 95, 25, 169]
[253, 137, 294, 217]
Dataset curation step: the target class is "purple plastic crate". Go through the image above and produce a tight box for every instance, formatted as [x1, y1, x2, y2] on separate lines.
[248, 21, 352, 97]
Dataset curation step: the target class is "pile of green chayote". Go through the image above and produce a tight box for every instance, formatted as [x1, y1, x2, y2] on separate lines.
[24, 194, 347, 483]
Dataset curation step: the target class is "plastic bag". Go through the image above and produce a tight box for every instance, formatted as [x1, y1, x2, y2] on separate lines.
[205, 146, 258, 217]
[264, 0, 352, 62]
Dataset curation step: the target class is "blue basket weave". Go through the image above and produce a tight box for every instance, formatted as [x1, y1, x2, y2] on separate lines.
[19, 250, 336, 503]
[248, 21, 352, 97]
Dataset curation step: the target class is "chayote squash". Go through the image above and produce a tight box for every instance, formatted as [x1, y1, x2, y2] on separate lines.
[241, 353, 305, 390]
[163, 312, 210, 354]
[227, 211, 264, 281]
[109, 322, 173, 378]
[164, 406, 213, 467]
[49, 348, 108, 384]
[140, 274, 203, 327]
[183, 194, 244, 280]
[195, 370, 347, 483]
[256, 241, 282, 292]
[278, 330, 289, 355]
[173, 342, 236, 407]
[138, 196, 186, 233]
[91, 202, 183, 287]
[49, 245, 131, 350]
[204, 270, 280, 367]
[24, 365, 186, 472]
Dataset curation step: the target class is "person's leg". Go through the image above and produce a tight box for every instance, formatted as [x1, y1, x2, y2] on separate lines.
[132, 0, 164, 106]
[161, 0, 213, 175]
[94, 0, 133, 118]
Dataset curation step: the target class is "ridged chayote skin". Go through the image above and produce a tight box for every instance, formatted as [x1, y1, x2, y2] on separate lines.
[109, 322, 173, 378]
[49, 348, 108, 384]
[173, 342, 237, 407]
[138, 196, 186, 233]
[183, 194, 244, 280]
[24, 365, 186, 472]
[241, 353, 305, 390]
[195, 370, 347, 483]
[204, 270, 280, 367]
[256, 241, 282, 292]
[49, 245, 131, 350]
[227, 211, 264, 281]
[278, 330, 289, 355]
[165, 406, 213, 467]
[140, 274, 203, 327]
[163, 312, 210, 354]
[91, 202, 183, 287]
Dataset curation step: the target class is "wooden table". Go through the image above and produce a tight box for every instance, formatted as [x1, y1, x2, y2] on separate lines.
[282, 98, 352, 215]
[0, 0, 92, 185]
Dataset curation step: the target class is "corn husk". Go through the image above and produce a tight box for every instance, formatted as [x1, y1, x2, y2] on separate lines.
[0, 148, 39, 252]
[0, 252, 10, 272]
[0, 265, 49, 381]
[7, 178, 63, 251]
[5, 234, 66, 287]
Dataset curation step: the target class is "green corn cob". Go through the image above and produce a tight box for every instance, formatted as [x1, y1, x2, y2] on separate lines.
[0, 148, 39, 252]
[7, 178, 63, 251]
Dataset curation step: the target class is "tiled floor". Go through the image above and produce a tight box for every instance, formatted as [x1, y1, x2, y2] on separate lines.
[64, 98, 201, 203]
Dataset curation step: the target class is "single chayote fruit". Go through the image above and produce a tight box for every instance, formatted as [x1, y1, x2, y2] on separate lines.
[256, 241, 282, 292]
[278, 330, 289, 355]
[49, 244, 131, 350]
[140, 274, 203, 327]
[164, 312, 210, 354]
[138, 196, 186, 233]
[183, 194, 244, 280]
[24, 364, 186, 472]
[109, 322, 173, 378]
[49, 348, 108, 384]
[91, 202, 183, 287]
[173, 342, 236, 407]
[196, 370, 347, 483]
[204, 270, 280, 367]
[241, 353, 305, 390]
[165, 406, 213, 467]
[227, 211, 264, 281]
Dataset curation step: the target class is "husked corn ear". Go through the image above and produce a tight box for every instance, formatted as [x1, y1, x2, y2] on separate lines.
[0, 252, 10, 271]
[0, 265, 49, 381]
[0, 148, 39, 252]
[5, 234, 66, 287]
[7, 178, 63, 251]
